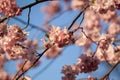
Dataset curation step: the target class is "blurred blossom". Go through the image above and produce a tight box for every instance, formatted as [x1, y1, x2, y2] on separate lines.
[61, 65, 79, 80]
[0, 22, 7, 37]
[0, 24, 38, 60]
[17, 60, 40, 73]
[90, 0, 115, 14]
[41, 1, 61, 17]
[71, 0, 86, 10]
[108, 21, 120, 35]
[43, 26, 74, 47]
[77, 54, 100, 73]
[45, 45, 62, 59]
[84, 10, 100, 30]
[98, 10, 116, 22]
[0, 0, 119, 80]
[0, 0, 22, 17]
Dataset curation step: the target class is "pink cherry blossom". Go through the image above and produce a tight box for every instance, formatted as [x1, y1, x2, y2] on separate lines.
[7, 25, 27, 42]
[0, 0, 22, 17]
[61, 65, 79, 80]
[0, 22, 7, 37]
[46, 26, 74, 47]
[77, 54, 100, 73]
[45, 45, 62, 59]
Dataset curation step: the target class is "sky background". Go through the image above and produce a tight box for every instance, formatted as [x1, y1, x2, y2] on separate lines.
[3, 0, 120, 80]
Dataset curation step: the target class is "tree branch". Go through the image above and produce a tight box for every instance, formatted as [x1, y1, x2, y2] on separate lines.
[0, 17, 7, 23]
[15, 48, 50, 80]
[0, 0, 51, 23]
[99, 60, 120, 80]
[22, 7, 31, 30]
[68, 5, 89, 30]
[32, 58, 57, 79]
[21, 0, 51, 10]
[13, 17, 47, 32]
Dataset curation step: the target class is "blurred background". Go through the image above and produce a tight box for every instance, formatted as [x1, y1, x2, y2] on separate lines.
[4, 0, 120, 80]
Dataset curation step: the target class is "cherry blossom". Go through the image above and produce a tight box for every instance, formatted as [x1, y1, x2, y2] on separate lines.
[0, 69, 12, 80]
[0, 22, 7, 37]
[108, 21, 120, 35]
[90, 0, 115, 14]
[0, 0, 120, 80]
[0, 0, 22, 17]
[44, 26, 74, 47]
[7, 25, 27, 42]
[17, 60, 40, 72]
[71, 0, 86, 10]
[44, 45, 62, 59]
[77, 54, 100, 73]
[41, 1, 61, 17]
[61, 65, 79, 80]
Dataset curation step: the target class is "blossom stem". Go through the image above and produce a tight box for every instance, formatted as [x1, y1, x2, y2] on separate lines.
[114, 39, 120, 42]
[0, 0, 51, 23]
[0, 17, 7, 23]
[99, 60, 120, 80]
[13, 60, 28, 80]
[68, 4, 89, 30]
[15, 48, 50, 80]
[22, 7, 31, 30]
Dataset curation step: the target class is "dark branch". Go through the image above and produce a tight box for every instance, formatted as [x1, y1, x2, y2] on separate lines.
[0, 0, 51, 23]
[68, 5, 89, 30]
[15, 48, 50, 80]
[0, 17, 7, 23]
[13, 17, 47, 32]
[22, 7, 31, 30]
[33, 58, 56, 79]
[99, 60, 120, 80]
[21, 0, 51, 10]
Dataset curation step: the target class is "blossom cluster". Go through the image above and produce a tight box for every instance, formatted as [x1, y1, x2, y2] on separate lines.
[0, 23, 37, 60]
[77, 54, 100, 73]
[44, 45, 63, 59]
[41, 1, 60, 17]
[0, 0, 22, 17]
[61, 54, 100, 80]
[17, 59, 40, 73]
[42, 26, 74, 48]
[71, 0, 119, 22]
[61, 65, 79, 80]
[39, 0, 120, 79]
[71, 0, 120, 13]
[0, 23, 39, 80]
[0, 0, 120, 80]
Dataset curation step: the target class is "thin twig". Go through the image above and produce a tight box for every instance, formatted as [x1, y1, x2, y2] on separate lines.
[15, 48, 50, 80]
[81, 27, 97, 44]
[13, 60, 28, 80]
[22, 7, 31, 30]
[13, 17, 47, 32]
[33, 58, 57, 79]
[72, 13, 84, 33]
[6, 18, 10, 24]
[14, 9, 87, 78]
[68, 5, 89, 30]
[99, 60, 120, 80]
[0, 0, 51, 23]
[0, 17, 7, 23]
[92, 45, 99, 57]
[79, 13, 84, 25]
[14, 3, 89, 80]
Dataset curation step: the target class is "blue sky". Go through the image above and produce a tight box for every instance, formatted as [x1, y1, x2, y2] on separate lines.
[4, 0, 120, 80]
